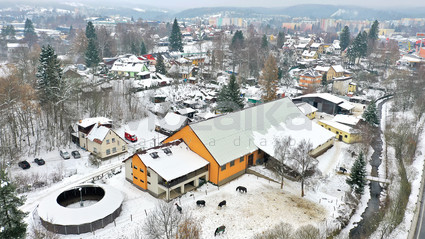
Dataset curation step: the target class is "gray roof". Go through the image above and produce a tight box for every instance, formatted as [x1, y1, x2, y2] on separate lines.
[189, 97, 309, 166]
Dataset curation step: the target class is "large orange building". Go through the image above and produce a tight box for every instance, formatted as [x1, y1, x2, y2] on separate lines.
[299, 70, 322, 88]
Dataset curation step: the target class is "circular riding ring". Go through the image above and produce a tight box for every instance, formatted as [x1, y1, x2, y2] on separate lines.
[37, 183, 123, 235]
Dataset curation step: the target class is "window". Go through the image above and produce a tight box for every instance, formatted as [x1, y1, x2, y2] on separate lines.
[147, 171, 151, 177]
[140, 179, 144, 183]
[240, 157, 244, 163]
[147, 181, 151, 185]
[134, 176, 138, 180]
[230, 160, 235, 167]
[336, 131, 339, 134]
[328, 128, 331, 131]
[106, 139, 110, 144]
[345, 135, 348, 138]
[221, 165, 226, 171]
[134, 165, 138, 169]
[112, 138, 116, 143]
[112, 147, 117, 153]
[122, 146, 126, 151]
[117, 140, 120, 146]
[106, 149, 111, 155]
[93, 147, 97, 153]
[140, 168, 144, 173]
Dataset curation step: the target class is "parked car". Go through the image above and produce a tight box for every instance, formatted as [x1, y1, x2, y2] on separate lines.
[34, 158, 45, 165]
[60, 150, 71, 159]
[125, 131, 138, 142]
[18, 160, 31, 169]
[71, 151, 81, 159]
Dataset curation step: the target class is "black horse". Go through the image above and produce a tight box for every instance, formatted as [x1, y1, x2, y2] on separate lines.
[214, 225, 226, 236]
[236, 186, 247, 193]
[175, 203, 182, 213]
[218, 200, 226, 208]
[196, 200, 206, 207]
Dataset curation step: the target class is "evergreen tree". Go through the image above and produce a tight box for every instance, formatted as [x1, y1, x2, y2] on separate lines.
[346, 151, 367, 194]
[85, 21, 96, 40]
[23, 18, 37, 45]
[340, 26, 350, 51]
[130, 41, 139, 55]
[261, 34, 268, 49]
[85, 38, 100, 67]
[156, 53, 167, 75]
[217, 74, 244, 112]
[230, 30, 244, 51]
[36, 45, 63, 106]
[363, 100, 379, 126]
[321, 73, 327, 86]
[169, 18, 183, 52]
[277, 31, 285, 48]
[140, 41, 147, 55]
[360, 31, 368, 57]
[368, 20, 379, 41]
[0, 169, 27, 239]
[261, 54, 278, 102]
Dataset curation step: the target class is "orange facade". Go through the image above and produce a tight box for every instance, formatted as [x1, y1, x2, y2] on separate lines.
[132, 155, 148, 189]
[164, 125, 263, 185]
[299, 75, 321, 88]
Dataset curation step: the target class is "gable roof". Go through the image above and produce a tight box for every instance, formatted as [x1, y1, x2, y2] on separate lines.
[77, 117, 112, 128]
[157, 112, 188, 132]
[87, 124, 110, 143]
[188, 97, 334, 166]
[331, 65, 344, 73]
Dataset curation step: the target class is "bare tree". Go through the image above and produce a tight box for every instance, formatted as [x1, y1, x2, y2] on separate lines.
[272, 136, 293, 189]
[176, 217, 201, 239]
[143, 201, 183, 239]
[292, 139, 316, 197]
[253, 222, 293, 239]
[294, 224, 322, 239]
[96, 26, 116, 59]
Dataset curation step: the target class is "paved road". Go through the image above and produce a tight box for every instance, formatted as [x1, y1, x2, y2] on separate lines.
[415, 188, 425, 239]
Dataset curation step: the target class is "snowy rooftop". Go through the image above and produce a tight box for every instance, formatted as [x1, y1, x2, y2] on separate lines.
[177, 108, 197, 115]
[332, 114, 360, 126]
[77, 117, 112, 128]
[157, 112, 188, 132]
[319, 120, 354, 133]
[331, 65, 345, 73]
[296, 93, 354, 110]
[301, 69, 321, 77]
[296, 102, 318, 115]
[136, 140, 209, 181]
[188, 97, 333, 166]
[314, 66, 330, 72]
[302, 50, 317, 57]
[310, 42, 321, 48]
[87, 125, 110, 142]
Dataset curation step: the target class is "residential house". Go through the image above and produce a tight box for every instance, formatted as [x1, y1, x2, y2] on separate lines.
[155, 112, 189, 136]
[296, 102, 318, 119]
[293, 93, 355, 115]
[110, 55, 149, 78]
[326, 65, 345, 81]
[299, 69, 322, 88]
[310, 42, 324, 54]
[318, 119, 361, 143]
[163, 97, 335, 186]
[124, 139, 209, 200]
[332, 76, 356, 95]
[76, 117, 127, 159]
[302, 50, 318, 59]
[7, 43, 29, 62]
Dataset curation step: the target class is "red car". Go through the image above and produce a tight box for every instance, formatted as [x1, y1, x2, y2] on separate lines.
[125, 132, 137, 142]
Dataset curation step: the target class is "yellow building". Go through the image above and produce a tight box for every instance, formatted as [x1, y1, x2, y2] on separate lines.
[327, 65, 345, 81]
[318, 120, 361, 144]
[296, 102, 318, 119]
[348, 82, 357, 93]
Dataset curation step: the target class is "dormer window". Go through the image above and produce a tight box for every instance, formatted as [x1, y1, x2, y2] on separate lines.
[163, 148, 172, 155]
[150, 152, 159, 159]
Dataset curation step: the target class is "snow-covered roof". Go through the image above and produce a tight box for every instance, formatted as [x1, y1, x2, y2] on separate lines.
[77, 117, 112, 128]
[157, 112, 188, 132]
[296, 93, 346, 105]
[301, 69, 321, 77]
[314, 66, 330, 72]
[195, 112, 217, 120]
[331, 65, 344, 73]
[332, 114, 360, 126]
[188, 97, 334, 166]
[7, 43, 28, 48]
[38, 184, 123, 225]
[177, 108, 197, 115]
[338, 102, 355, 111]
[310, 42, 321, 48]
[87, 125, 110, 143]
[302, 50, 317, 57]
[296, 102, 318, 115]
[319, 119, 353, 133]
[136, 140, 209, 181]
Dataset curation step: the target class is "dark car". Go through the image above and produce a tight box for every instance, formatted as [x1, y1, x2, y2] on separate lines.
[60, 150, 71, 159]
[34, 158, 45, 166]
[18, 160, 31, 169]
[71, 151, 81, 159]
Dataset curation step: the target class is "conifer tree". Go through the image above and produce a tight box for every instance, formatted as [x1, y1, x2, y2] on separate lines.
[363, 100, 379, 126]
[130, 41, 139, 55]
[36, 45, 63, 106]
[321, 73, 328, 86]
[140, 41, 147, 55]
[261, 54, 278, 102]
[261, 34, 268, 49]
[277, 31, 285, 48]
[368, 20, 379, 41]
[230, 30, 244, 51]
[85, 38, 100, 67]
[23, 18, 37, 45]
[346, 151, 367, 194]
[85, 21, 96, 40]
[217, 74, 244, 112]
[0, 169, 27, 239]
[155, 53, 166, 75]
[340, 26, 350, 51]
[169, 18, 183, 52]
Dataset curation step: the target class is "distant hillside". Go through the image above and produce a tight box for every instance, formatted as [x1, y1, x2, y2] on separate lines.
[174, 4, 423, 20]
